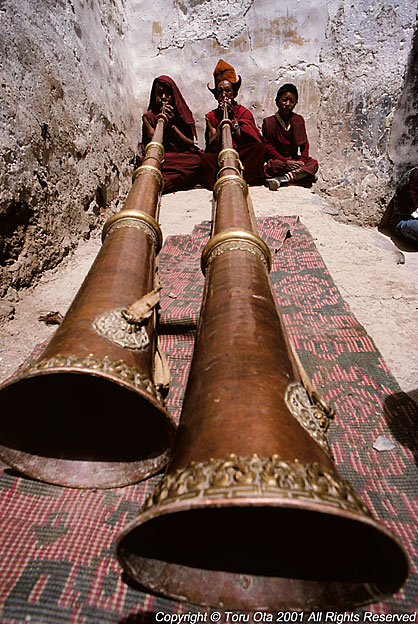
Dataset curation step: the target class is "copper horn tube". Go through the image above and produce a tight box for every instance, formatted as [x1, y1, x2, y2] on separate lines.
[0, 104, 176, 488]
[116, 102, 409, 609]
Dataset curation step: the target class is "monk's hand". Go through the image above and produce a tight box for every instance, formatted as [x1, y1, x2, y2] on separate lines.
[165, 104, 175, 120]
[287, 159, 302, 170]
[219, 97, 234, 117]
[157, 103, 174, 123]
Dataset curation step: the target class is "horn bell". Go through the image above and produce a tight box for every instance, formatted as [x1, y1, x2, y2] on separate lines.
[0, 352, 175, 489]
[0, 118, 175, 489]
[117, 450, 409, 610]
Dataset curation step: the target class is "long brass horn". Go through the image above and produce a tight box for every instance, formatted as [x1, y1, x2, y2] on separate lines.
[116, 101, 409, 609]
[0, 103, 176, 488]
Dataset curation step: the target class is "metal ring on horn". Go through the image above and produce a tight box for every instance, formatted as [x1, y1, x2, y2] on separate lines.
[201, 228, 272, 274]
[219, 118, 233, 129]
[213, 174, 248, 199]
[217, 148, 239, 165]
[216, 166, 242, 179]
[102, 209, 163, 252]
[132, 165, 164, 192]
[144, 141, 165, 161]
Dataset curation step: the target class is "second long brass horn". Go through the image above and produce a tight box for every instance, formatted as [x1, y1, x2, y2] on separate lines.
[0, 103, 176, 488]
[116, 101, 409, 608]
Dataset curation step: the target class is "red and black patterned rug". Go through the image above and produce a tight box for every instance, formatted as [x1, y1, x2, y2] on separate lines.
[0, 217, 416, 622]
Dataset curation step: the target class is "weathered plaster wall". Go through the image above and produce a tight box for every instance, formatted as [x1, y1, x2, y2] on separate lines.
[1, 0, 417, 295]
[317, 1, 417, 223]
[0, 0, 139, 297]
[126, 0, 416, 224]
[125, 0, 326, 157]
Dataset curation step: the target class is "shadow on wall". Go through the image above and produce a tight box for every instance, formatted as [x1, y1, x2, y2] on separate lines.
[379, 21, 418, 249]
[383, 390, 418, 469]
[391, 20, 418, 182]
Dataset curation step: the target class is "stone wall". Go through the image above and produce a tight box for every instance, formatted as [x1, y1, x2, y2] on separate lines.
[389, 21, 418, 183]
[0, 0, 416, 295]
[317, 1, 417, 223]
[0, 0, 139, 297]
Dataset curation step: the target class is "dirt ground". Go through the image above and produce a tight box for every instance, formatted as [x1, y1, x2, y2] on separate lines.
[0, 185, 417, 404]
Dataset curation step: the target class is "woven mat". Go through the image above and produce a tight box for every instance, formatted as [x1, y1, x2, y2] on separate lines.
[0, 217, 417, 622]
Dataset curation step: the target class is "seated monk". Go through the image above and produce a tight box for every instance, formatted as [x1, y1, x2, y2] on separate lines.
[262, 83, 318, 190]
[389, 166, 418, 244]
[200, 59, 266, 189]
[141, 75, 202, 194]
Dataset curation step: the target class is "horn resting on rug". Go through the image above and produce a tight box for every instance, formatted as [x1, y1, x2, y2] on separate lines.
[116, 100, 409, 609]
[0, 102, 176, 489]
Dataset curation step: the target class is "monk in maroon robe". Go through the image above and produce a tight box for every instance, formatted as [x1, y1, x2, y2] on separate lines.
[200, 59, 266, 189]
[141, 75, 202, 194]
[262, 83, 318, 190]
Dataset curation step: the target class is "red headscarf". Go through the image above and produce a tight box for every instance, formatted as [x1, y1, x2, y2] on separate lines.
[147, 75, 196, 137]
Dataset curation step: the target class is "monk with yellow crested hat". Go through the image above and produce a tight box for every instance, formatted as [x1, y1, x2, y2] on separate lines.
[200, 59, 266, 189]
[207, 58, 242, 95]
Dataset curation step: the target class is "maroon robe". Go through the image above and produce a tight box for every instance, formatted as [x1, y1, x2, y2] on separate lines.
[200, 103, 266, 189]
[141, 76, 202, 194]
[262, 113, 318, 184]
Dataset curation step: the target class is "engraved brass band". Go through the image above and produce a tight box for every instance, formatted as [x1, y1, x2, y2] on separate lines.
[22, 353, 164, 404]
[201, 228, 272, 273]
[213, 174, 248, 199]
[142, 453, 372, 517]
[132, 164, 164, 192]
[102, 209, 163, 253]
[217, 148, 239, 165]
[144, 141, 165, 161]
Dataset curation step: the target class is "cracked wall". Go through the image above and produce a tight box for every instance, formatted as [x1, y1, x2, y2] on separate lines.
[126, 0, 416, 224]
[389, 20, 418, 182]
[0, 0, 417, 295]
[125, 0, 327, 154]
[317, 0, 417, 223]
[0, 0, 139, 297]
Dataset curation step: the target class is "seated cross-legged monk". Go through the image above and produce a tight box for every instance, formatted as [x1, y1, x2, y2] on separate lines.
[262, 83, 318, 190]
[141, 75, 202, 194]
[200, 59, 266, 189]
